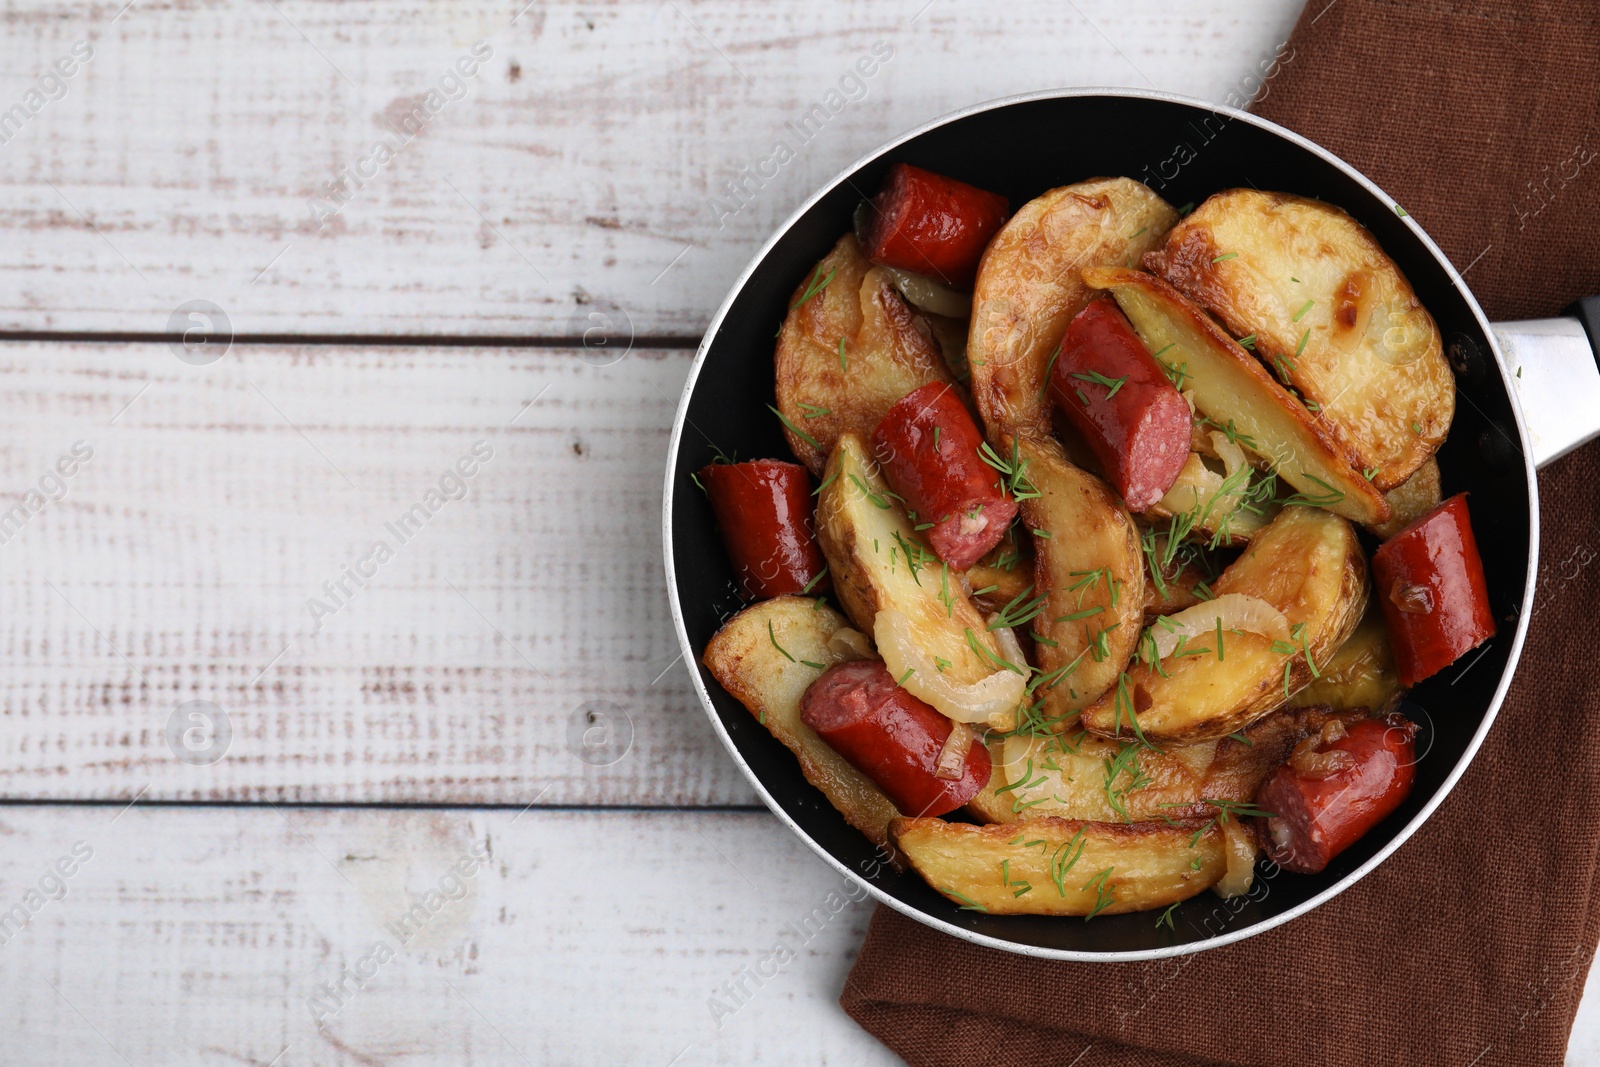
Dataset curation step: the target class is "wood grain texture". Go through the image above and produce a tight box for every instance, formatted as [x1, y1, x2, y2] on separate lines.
[0, 341, 757, 804]
[0, 801, 1592, 1065]
[22, 0, 1598, 1056]
[0, 0, 1302, 337]
[0, 806, 898, 1066]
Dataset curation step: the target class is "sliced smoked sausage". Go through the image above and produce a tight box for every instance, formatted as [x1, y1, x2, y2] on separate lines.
[858, 163, 1009, 288]
[801, 659, 990, 817]
[1049, 295, 1191, 512]
[699, 459, 829, 600]
[1372, 493, 1495, 686]
[1255, 713, 1418, 874]
[871, 382, 1018, 570]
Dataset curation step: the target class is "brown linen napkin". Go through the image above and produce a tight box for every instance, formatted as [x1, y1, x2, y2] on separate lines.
[842, 2, 1600, 1064]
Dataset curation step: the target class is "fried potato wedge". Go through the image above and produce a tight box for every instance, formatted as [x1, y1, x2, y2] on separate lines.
[1019, 434, 1145, 716]
[968, 179, 1177, 442]
[1080, 506, 1369, 743]
[1146, 190, 1451, 489]
[702, 596, 901, 851]
[967, 704, 1365, 824]
[1085, 267, 1390, 526]
[775, 234, 955, 475]
[891, 815, 1225, 916]
[1289, 602, 1403, 713]
[814, 433, 1017, 724]
[1367, 456, 1442, 541]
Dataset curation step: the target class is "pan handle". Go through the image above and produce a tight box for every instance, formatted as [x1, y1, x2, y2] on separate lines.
[1489, 301, 1600, 468]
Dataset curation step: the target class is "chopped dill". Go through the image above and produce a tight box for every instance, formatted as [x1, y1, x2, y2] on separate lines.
[801, 566, 829, 594]
[790, 265, 835, 311]
[1070, 370, 1129, 400]
[989, 584, 1049, 631]
[846, 472, 890, 509]
[1084, 867, 1116, 919]
[942, 886, 988, 912]
[767, 620, 795, 662]
[768, 404, 820, 450]
[978, 438, 1042, 501]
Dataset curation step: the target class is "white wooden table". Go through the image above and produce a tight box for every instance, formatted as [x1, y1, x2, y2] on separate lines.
[2, 2, 1596, 1063]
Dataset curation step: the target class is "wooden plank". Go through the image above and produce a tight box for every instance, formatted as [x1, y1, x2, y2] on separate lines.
[0, 806, 900, 1066]
[0, 0, 1302, 337]
[0, 341, 760, 804]
[2, 801, 1596, 1064]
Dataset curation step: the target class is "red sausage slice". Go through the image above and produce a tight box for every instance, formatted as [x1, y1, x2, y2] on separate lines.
[858, 163, 1009, 288]
[1372, 493, 1495, 686]
[1049, 296, 1191, 511]
[801, 659, 990, 817]
[1255, 714, 1418, 874]
[871, 382, 1019, 570]
[699, 459, 830, 601]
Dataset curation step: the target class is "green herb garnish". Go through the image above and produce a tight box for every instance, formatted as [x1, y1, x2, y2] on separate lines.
[846, 472, 889, 509]
[942, 886, 988, 912]
[768, 404, 820, 450]
[989, 584, 1049, 632]
[1083, 868, 1116, 919]
[790, 265, 835, 311]
[801, 566, 829, 594]
[1278, 473, 1345, 509]
[768, 620, 795, 662]
[978, 438, 1041, 501]
[1070, 370, 1128, 400]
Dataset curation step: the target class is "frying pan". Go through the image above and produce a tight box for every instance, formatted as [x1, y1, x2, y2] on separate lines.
[662, 89, 1600, 961]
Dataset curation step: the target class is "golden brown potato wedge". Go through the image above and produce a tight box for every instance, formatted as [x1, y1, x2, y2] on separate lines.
[891, 815, 1224, 916]
[1018, 434, 1145, 717]
[1289, 603, 1403, 713]
[1367, 456, 1442, 540]
[967, 179, 1177, 442]
[814, 433, 1021, 727]
[775, 234, 955, 475]
[967, 704, 1365, 824]
[702, 596, 901, 851]
[1080, 506, 1369, 744]
[1085, 267, 1390, 526]
[1146, 190, 1451, 490]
